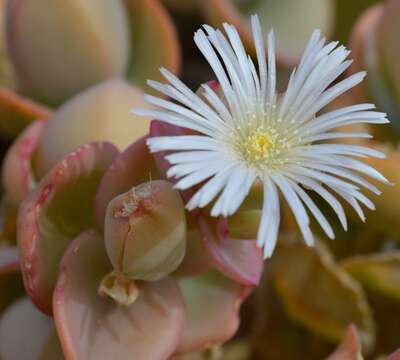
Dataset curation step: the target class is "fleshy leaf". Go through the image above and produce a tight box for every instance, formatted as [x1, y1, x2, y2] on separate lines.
[17, 141, 118, 314]
[34, 79, 152, 178]
[6, 0, 130, 105]
[325, 325, 363, 360]
[54, 229, 185, 360]
[176, 271, 250, 354]
[348, 3, 382, 98]
[342, 253, 400, 301]
[252, 272, 334, 360]
[270, 236, 375, 353]
[0, 87, 51, 139]
[201, 0, 335, 65]
[174, 227, 213, 277]
[377, 0, 400, 102]
[124, 0, 181, 94]
[0, 245, 23, 312]
[2, 121, 45, 206]
[361, 145, 400, 237]
[104, 180, 186, 281]
[348, 4, 400, 138]
[0, 297, 57, 360]
[94, 136, 158, 228]
[388, 349, 400, 360]
[197, 215, 263, 286]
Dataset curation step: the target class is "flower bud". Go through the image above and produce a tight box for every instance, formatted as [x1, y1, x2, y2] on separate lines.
[104, 180, 186, 281]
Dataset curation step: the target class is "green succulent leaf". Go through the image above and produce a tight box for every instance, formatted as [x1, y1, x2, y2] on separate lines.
[269, 236, 375, 353]
[124, 0, 181, 94]
[202, 0, 334, 65]
[34, 79, 151, 178]
[6, 0, 131, 105]
[342, 252, 400, 301]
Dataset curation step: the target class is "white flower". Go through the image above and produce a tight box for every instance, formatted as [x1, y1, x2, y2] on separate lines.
[133, 15, 389, 258]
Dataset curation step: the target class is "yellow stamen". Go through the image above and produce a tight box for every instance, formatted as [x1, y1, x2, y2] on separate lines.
[242, 129, 274, 165]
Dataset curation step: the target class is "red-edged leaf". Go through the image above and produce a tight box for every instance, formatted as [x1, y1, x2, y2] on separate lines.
[197, 215, 263, 286]
[54, 229, 185, 360]
[17, 142, 118, 314]
[326, 325, 362, 360]
[2, 121, 45, 206]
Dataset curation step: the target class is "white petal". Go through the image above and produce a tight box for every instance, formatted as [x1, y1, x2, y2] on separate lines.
[260, 178, 280, 258]
[273, 174, 314, 246]
[186, 165, 236, 210]
[147, 135, 226, 152]
[288, 179, 335, 239]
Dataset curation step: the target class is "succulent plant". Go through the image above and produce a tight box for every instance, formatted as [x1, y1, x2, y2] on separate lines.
[2, 106, 263, 358]
[0, 0, 180, 139]
[2, 2, 400, 359]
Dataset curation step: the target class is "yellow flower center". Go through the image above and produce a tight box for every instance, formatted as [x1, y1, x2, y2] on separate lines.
[239, 127, 278, 168]
[232, 125, 291, 170]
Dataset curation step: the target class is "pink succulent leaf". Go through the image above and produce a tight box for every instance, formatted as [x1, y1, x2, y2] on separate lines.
[175, 270, 250, 354]
[54, 229, 186, 360]
[2, 121, 45, 206]
[325, 325, 362, 360]
[387, 349, 400, 360]
[0, 297, 57, 360]
[94, 136, 158, 228]
[197, 215, 264, 286]
[174, 227, 213, 277]
[17, 141, 119, 314]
